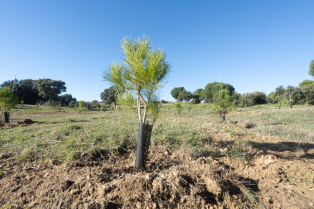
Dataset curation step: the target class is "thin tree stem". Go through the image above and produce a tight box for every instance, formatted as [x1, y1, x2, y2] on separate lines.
[137, 89, 142, 123]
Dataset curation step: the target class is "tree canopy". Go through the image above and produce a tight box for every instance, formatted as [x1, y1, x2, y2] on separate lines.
[33, 79, 67, 104]
[177, 90, 192, 102]
[202, 82, 234, 103]
[0, 79, 42, 104]
[100, 86, 117, 108]
[59, 94, 76, 106]
[103, 35, 171, 124]
[171, 87, 185, 101]
[309, 60, 314, 77]
[299, 80, 314, 88]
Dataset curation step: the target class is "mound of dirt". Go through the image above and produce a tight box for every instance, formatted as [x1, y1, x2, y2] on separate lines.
[1, 140, 314, 209]
[0, 146, 264, 209]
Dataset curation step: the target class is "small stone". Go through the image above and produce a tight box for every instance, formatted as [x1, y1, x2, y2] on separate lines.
[27, 201, 38, 208]
[136, 202, 142, 208]
[44, 172, 49, 177]
[152, 203, 157, 209]
[70, 189, 81, 195]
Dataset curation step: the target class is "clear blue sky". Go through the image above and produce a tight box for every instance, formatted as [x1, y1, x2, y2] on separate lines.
[1, 0, 313, 102]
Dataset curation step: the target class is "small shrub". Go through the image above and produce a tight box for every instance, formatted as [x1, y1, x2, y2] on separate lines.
[175, 103, 182, 114]
[245, 122, 255, 129]
[69, 101, 78, 108]
[100, 105, 107, 112]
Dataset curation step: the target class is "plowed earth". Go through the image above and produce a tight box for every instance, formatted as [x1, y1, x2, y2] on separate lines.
[0, 121, 314, 209]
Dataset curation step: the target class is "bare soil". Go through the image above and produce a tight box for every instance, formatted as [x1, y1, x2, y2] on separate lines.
[1, 121, 314, 208]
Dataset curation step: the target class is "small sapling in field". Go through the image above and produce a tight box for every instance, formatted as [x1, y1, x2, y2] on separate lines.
[0, 87, 19, 123]
[77, 101, 87, 114]
[56, 104, 62, 112]
[100, 105, 107, 112]
[21, 98, 24, 107]
[212, 89, 232, 122]
[175, 103, 182, 114]
[103, 35, 171, 168]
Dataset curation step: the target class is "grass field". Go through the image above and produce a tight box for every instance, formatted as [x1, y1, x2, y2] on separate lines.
[1, 103, 313, 163]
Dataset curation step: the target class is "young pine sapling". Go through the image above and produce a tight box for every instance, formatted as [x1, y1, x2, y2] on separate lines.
[103, 35, 171, 168]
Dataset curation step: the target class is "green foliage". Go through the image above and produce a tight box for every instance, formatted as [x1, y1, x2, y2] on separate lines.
[232, 92, 242, 106]
[103, 35, 171, 123]
[91, 100, 100, 108]
[56, 104, 62, 112]
[0, 79, 42, 105]
[59, 94, 76, 106]
[241, 92, 266, 107]
[274, 85, 285, 103]
[0, 87, 19, 112]
[309, 60, 314, 77]
[148, 101, 162, 124]
[284, 85, 305, 104]
[78, 101, 87, 111]
[177, 90, 193, 102]
[100, 86, 117, 108]
[203, 82, 235, 103]
[69, 101, 78, 108]
[33, 79, 67, 104]
[171, 87, 185, 101]
[175, 103, 182, 114]
[202, 82, 219, 103]
[100, 105, 107, 112]
[299, 80, 314, 88]
[301, 85, 314, 105]
[212, 89, 233, 120]
[116, 91, 136, 111]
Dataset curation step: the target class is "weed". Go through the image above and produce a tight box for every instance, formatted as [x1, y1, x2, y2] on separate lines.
[69, 125, 81, 130]
[241, 187, 265, 207]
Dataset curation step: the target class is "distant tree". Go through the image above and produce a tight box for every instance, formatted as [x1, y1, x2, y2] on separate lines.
[299, 80, 314, 88]
[59, 94, 76, 106]
[211, 83, 235, 102]
[100, 86, 117, 109]
[300, 85, 314, 105]
[69, 101, 78, 108]
[241, 92, 266, 106]
[232, 92, 242, 106]
[202, 82, 219, 103]
[177, 90, 192, 102]
[266, 96, 273, 104]
[273, 85, 285, 104]
[275, 85, 285, 96]
[202, 82, 234, 103]
[1, 79, 42, 104]
[91, 100, 100, 108]
[170, 87, 185, 101]
[309, 60, 314, 77]
[33, 79, 66, 104]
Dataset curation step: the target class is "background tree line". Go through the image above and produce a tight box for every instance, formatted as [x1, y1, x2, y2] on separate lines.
[170, 79, 314, 107]
[0, 78, 77, 106]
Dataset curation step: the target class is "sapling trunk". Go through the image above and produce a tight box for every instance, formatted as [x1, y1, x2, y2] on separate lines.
[135, 91, 151, 169]
[222, 103, 225, 122]
[3, 112, 9, 123]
